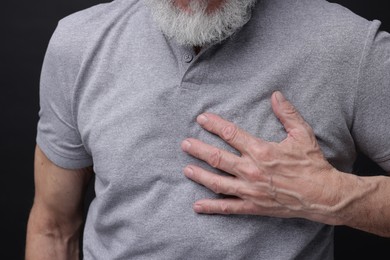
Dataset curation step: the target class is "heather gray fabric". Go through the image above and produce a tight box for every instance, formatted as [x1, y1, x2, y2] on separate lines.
[36, 0, 390, 259]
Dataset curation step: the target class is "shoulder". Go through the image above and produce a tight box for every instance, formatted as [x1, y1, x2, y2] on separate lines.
[291, 0, 374, 43]
[45, 0, 148, 76]
[249, 0, 386, 69]
[291, 0, 389, 73]
[48, 0, 147, 60]
[254, 0, 376, 46]
[56, 0, 144, 34]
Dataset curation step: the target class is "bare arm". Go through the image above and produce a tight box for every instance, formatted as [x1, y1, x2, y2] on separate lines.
[334, 172, 390, 237]
[26, 145, 93, 260]
[181, 91, 390, 237]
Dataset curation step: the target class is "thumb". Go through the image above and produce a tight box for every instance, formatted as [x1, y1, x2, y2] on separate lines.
[271, 91, 310, 135]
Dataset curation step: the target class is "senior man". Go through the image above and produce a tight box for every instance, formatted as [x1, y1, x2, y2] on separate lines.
[26, 0, 390, 259]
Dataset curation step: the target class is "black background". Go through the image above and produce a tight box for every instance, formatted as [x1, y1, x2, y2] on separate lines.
[1, 0, 389, 259]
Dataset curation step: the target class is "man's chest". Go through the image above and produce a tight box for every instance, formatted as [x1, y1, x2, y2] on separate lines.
[75, 63, 357, 185]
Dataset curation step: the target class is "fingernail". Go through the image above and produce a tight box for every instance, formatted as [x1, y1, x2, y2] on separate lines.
[275, 91, 285, 104]
[197, 114, 208, 125]
[184, 167, 194, 177]
[193, 204, 202, 212]
[181, 140, 191, 151]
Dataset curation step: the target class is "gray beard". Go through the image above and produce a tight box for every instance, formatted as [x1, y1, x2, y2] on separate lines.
[145, 0, 257, 47]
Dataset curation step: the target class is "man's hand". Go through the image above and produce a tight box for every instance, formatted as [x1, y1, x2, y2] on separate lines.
[181, 91, 345, 224]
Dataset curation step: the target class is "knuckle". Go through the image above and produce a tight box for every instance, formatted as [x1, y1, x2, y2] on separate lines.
[243, 201, 258, 215]
[304, 123, 315, 136]
[284, 103, 298, 116]
[288, 128, 305, 141]
[220, 201, 230, 214]
[244, 167, 263, 181]
[236, 186, 247, 198]
[210, 177, 222, 194]
[284, 104, 306, 124]
[209, 149, 222, 168]
[293, 123, 316, 142]
[248, 145, 262, 157]
[237, 186, 257, 199]
[207, 120, 217, 132]
[221, 124, 238, 142]
[249, 144, 272, 161]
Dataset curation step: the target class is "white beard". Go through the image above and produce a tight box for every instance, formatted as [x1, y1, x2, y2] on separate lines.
[145, 0, 257, 47]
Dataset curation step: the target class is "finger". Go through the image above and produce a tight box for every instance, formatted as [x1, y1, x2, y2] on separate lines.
[184, 165, 243, 196]
[271, 91, 313, 135]
[181, 138, 244, 177]
[193, 198, 258, 215]
[196, 113, 264, 154]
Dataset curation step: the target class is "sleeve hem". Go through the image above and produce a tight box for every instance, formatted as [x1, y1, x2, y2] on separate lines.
[36, 135, 93, 170]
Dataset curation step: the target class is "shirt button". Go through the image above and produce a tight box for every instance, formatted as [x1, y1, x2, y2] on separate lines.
[183, 53, 193, 63]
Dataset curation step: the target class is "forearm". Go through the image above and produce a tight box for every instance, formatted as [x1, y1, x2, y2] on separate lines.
[26, 205, 82, 260]
[325, 171, 390, 237]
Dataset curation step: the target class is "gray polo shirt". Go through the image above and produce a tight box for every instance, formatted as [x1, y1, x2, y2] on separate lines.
[36, 0, 390, 259]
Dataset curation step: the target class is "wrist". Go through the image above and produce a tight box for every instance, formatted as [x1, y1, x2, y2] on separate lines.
[306, 168, 359, 226]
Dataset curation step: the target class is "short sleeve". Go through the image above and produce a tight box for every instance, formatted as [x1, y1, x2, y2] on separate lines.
[36, 23, 93, 169]
[352, 21, 390, 172]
